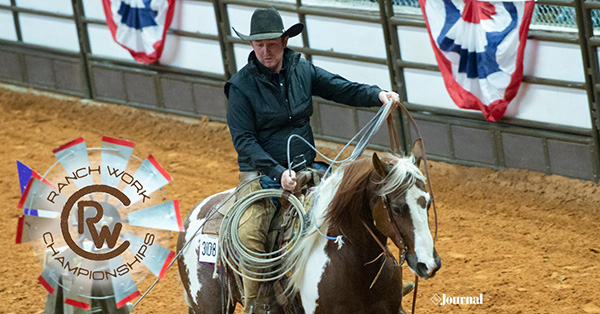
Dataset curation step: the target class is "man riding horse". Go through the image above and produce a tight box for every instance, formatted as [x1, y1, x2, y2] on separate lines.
[224, 7, 413, 312]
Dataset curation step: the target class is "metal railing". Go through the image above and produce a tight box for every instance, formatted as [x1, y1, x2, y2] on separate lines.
[0, 0, 599, 180]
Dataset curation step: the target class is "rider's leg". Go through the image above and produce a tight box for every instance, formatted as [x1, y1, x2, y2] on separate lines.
[237, 179, 277, 313]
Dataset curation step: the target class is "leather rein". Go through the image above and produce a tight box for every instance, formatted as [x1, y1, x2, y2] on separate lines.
[361, 101, 439, 314]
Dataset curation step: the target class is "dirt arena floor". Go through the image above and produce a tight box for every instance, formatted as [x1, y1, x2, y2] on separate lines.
[1, 85, 599, 314]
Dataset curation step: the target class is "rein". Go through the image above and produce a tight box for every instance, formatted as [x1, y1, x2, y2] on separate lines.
[386, 103, 438, 242]
[376, 100, 438, 314]
[361, 220, 398, 265]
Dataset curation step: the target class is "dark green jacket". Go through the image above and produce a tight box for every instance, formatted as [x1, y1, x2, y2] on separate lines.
[225, 48, 381, 182]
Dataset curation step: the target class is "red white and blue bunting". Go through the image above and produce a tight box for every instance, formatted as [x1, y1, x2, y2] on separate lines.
[419, 0, 535, 121]
[102, 0, 176, 64]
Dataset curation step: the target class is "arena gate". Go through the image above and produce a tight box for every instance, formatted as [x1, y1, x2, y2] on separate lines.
[1, 0, 599, 182]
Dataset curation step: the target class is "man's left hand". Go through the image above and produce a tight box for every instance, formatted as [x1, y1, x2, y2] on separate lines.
[378, 90, 400, 108]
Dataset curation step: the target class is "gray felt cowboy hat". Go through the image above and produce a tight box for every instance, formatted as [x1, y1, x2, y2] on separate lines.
[232, 7, 304, 41]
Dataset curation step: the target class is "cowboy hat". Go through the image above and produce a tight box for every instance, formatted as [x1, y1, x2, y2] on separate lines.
[232, 7, 304, 41]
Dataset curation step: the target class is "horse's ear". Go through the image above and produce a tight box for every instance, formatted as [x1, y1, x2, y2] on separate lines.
[411, 138, 424, 167]
[372, 153, 388, 177]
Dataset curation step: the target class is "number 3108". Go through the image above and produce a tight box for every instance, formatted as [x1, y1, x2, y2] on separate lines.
[201, 241, 216, 257]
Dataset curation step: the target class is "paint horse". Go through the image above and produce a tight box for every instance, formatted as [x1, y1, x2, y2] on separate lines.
[177, 141, 441, 314]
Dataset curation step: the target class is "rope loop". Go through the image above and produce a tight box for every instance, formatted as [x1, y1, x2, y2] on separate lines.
[218, 189, 306, 283]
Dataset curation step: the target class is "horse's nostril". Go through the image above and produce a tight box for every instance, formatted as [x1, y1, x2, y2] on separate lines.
[417, 262, 428, 276]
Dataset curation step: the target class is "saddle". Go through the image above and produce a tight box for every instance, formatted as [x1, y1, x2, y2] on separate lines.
[201, 168, 324, 314]
[202, 168, 323, 238]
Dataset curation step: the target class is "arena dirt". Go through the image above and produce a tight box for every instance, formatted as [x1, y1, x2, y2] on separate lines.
[1, 86, 599, 314]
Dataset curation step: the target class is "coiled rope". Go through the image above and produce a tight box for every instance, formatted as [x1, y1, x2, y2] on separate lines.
[218, 189, 306, 282]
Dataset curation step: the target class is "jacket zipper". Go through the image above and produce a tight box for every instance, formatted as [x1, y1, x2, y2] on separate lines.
[257, 70, 292, 121]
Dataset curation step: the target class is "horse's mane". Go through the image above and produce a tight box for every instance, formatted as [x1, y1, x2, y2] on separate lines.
[324, 158, 375, 230]
[286, 154, 425, 294]
[325, 154, 426, 230]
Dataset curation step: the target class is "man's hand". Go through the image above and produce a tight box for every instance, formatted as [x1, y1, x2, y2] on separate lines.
[280, 170, 297, 191]
[378, 90, 400, 108]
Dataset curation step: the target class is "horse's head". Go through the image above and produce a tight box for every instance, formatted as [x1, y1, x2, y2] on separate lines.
[370, 139, 441, 280]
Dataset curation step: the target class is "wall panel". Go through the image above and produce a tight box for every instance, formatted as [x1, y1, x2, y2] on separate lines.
[502, 133, 546, 172]
[124, 72, 158, 107]
[451, 126, 495, 165]
[194, 83, 227, 119]
[397, 26, 436, 65]
[233, 44, 252, 71]
[410, 119, 452, 158]
[16, 0, 73, 15]
[548, 140, 594, 180]
[91, 66, 126, 101]
[82, 0, 104, 20]
[398, 26, 585, 83]
[0, 10, 17, 41]
[404, 68, 456, 110]
[161, 78, 195, 113]
[505, 83, 591, 129]
[160, 36, 224, 74]
[306, 16, 386, 59]
[172, 0, 219, 35]
[523, 40, 584, 82]
[20, 14, 79, 52]
[312, 55, 391, 91]
[319, 103, 356, 139]
[0, 50, 23, 82]
[54, 60, 83, 93]
[25, 55, 55, 88]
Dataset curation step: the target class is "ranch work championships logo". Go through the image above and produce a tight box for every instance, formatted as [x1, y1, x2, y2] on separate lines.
[60, 185, 131, 261]
[16, 136, 183, 310]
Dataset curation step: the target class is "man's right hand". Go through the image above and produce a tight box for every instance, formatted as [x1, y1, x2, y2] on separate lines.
[281, 170, 297, 191]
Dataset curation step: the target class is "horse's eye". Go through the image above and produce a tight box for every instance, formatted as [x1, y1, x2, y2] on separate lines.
[393, 204, 409, 214]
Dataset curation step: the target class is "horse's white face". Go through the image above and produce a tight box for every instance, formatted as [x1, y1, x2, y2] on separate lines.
[402, 181, 441, 279]
[372, 151, 441, 280]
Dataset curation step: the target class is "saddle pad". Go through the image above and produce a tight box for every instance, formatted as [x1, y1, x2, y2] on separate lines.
[303, 189, 316, 214]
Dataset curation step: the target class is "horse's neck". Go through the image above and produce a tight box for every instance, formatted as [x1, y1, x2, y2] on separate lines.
[329, 224, 389, 263]
[324, 225, 397, 290]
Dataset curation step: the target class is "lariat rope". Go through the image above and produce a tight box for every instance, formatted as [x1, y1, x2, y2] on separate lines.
[218, 189, 305, 284]
[286, 98, 395, 178]
[133, 176, 263, 308]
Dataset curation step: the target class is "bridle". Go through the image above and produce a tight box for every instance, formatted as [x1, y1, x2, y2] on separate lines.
[361, 101, 439, 314]
[388, 102, 438, 243]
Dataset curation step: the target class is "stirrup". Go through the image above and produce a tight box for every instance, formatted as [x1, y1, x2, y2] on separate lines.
[402, 281, 415, 296]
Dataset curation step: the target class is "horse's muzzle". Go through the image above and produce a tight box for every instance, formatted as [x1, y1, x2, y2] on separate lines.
[406, 250, 441, 279]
